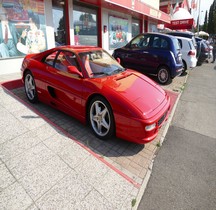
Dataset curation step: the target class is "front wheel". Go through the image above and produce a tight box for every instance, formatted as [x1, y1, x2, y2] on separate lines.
[157, 66, 171, 85]
[88, 96, 115, 140]
[24, 71, 38, 103]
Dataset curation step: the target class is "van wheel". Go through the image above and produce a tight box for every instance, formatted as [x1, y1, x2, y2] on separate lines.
[157, 66, 170, 85]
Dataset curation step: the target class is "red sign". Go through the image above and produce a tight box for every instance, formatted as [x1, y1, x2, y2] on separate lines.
[166, 18, 194, 30]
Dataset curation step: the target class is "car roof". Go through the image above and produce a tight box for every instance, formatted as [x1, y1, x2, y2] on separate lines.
[167, 31, 194, 35]
[136, 32, 178, 42]
[53, 45, 102, 54]
[175, 36, 193, 41]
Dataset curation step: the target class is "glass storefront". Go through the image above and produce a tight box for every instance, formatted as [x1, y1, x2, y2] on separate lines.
[109, 16, 128, 50]
[73, 4, 98, 46]
[0, 0, 47, 59]
[132, 18, 140, 38]
[52, 0, 66, 46]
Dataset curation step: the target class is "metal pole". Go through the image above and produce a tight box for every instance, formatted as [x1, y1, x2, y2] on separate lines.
[198, 0, 201, 36]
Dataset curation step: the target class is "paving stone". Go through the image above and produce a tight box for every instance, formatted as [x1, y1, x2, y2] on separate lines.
[19, 155, 71, 200]
[95, 170, 135, 209]
[0, 130, 41, 162]
[0, 119, 28, 145]
[43, 131, 76, 154]
[31, 123, 57, 141]
[12, 108, 46, 130]
[75, 155, 109, 188]
[36, 170, 92, 209]
[0, 164, 15, 191]
[6, 143, 55, 179]
[0, 182, 33, 210]
[58, 142, 91, 169]
[75, 189, 114, 210]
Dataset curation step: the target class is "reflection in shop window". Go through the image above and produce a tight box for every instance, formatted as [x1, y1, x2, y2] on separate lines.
[132, 19, 140, 38]
[73, 5, 98, 46]
[52, 0, 66, 46]
[109, 16, 128, 50]
[0, 1, 47, 59]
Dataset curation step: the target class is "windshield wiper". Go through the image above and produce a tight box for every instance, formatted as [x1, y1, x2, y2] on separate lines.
[112, 68, 125, 74]
[91, 72, 107, 75]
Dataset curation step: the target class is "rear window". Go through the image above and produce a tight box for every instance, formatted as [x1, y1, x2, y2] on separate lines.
[173, 38, 181, 50]
[151, 36, 169, 49]
[189, 40, 195, 50]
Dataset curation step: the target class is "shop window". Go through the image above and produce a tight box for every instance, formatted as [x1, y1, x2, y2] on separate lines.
[0, 1, 47, 59]
[52, 0, 66, 46]
[73, 4, 98, 46]
[132, 19, 140, 38]
[109, 16, 128, 50]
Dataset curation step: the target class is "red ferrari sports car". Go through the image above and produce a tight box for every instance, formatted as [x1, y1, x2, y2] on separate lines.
[21, 46, 170, 144]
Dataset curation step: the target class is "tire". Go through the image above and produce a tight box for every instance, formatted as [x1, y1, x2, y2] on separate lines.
[24, 71, 38, 103]
[181, 60, 187, 75]
[157, 66, 171, 85]
[88, 96, 115, 140]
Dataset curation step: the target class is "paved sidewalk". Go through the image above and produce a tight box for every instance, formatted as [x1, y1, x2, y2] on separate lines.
[0, 72, 186, 209]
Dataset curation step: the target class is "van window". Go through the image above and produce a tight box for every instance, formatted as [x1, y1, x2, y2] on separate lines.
[131, 34, 151, 48]
[152, 37, 169, 49]
[173, 38, 181, 50]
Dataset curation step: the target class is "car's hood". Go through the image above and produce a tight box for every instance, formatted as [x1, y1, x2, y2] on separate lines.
[103, 71, 167, 116]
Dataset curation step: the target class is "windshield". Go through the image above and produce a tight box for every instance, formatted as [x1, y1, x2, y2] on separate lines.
[79, 50, 125, 77]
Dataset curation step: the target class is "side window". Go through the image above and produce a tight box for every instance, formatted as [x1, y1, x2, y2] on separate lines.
[152, 37, 161, 48]
[131, 35, 150, 48]
[152, 37, 169, 49]
[44, 51, 58, 66]
[178, 39, 183, 49]
[161, 39, 169, 49]
[55, 51, 79, 71]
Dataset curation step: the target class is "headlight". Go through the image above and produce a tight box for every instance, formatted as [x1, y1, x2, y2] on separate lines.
[145, 123, 156, 131]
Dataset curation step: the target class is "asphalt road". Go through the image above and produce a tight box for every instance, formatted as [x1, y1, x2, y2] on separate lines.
[138, 62, 216, 210]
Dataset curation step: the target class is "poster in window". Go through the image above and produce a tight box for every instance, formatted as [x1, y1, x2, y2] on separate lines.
[109, 16, 128, 49]
[0, 0, 47, 59]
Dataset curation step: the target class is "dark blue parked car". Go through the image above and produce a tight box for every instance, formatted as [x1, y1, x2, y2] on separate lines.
[113, 33, 183, 84]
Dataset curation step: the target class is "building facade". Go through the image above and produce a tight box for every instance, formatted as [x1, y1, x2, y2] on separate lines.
[0, 0, 170, 74]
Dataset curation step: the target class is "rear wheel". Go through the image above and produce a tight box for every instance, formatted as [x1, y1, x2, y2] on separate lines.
[157, 66, 171, 85]
[24, 71, 38, 103]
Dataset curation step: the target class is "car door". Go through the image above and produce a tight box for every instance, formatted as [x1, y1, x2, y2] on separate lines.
[121, 34, 151, 72]
[146, 35, 169, 74]
[42, 50, 85, 119]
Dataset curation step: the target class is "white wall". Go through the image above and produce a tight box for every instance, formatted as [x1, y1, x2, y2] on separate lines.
[141, 0, 159, 10]
[0, 58, 23, 75]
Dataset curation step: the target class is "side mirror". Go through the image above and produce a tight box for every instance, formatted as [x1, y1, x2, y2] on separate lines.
[67, 66, 83, 78]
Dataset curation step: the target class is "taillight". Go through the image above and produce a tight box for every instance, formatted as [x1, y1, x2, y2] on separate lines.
[188, 50, 196, 56]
